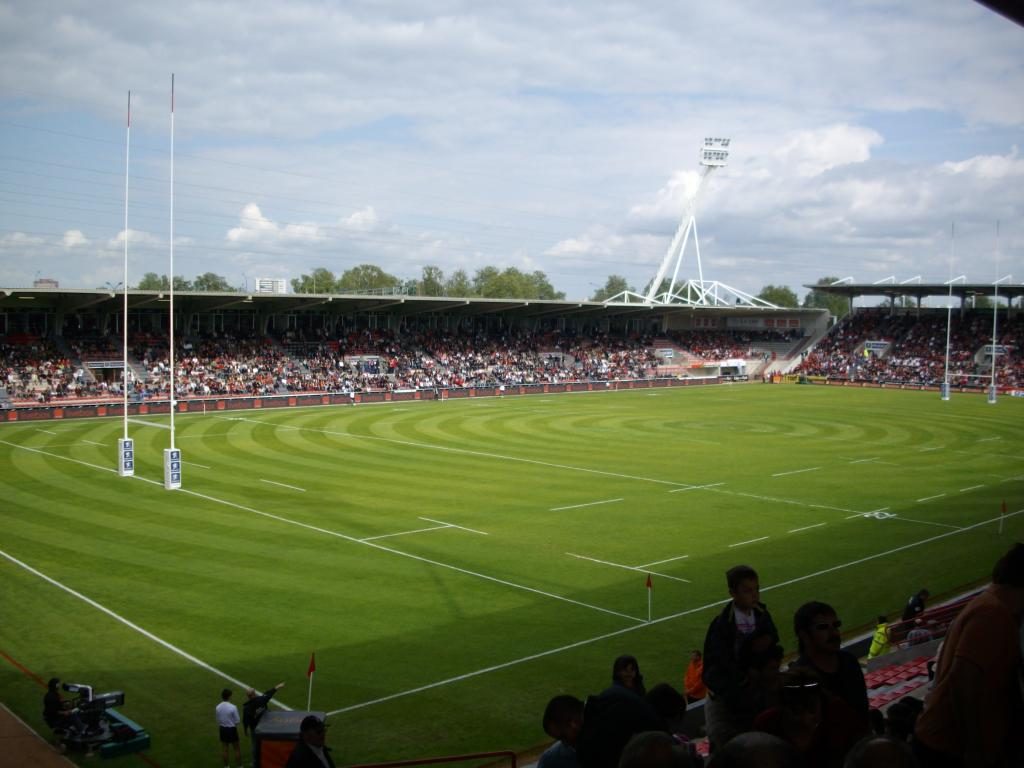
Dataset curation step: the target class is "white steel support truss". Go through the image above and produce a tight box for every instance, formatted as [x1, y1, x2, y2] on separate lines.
[605, 137, 778, 309]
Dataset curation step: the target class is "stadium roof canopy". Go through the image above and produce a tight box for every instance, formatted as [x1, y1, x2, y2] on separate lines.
[803, 280, 1024, 305]
[0, 288, 825, 320]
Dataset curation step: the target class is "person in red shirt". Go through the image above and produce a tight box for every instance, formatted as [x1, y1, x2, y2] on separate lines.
[683, 650, 707, 704]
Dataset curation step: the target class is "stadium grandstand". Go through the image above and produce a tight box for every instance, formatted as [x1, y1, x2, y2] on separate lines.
[2, 282, 1022, 416]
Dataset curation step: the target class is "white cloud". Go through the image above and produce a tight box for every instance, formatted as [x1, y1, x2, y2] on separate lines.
[773, 125, 883, 178]
[339, 206, 381, 232]
[62, 229, 88, 248]
[227, 203, 325, 244]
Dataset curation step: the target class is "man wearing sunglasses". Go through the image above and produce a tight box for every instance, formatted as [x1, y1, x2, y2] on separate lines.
[789, 600, 869, 737]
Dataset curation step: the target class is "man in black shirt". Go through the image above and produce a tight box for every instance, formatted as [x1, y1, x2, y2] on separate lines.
[901, 589, 929, 621]
[242, 681, 285, 736]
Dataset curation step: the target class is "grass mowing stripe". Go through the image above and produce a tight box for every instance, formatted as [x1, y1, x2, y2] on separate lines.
[0, 548, 293, 712]
[329, 506, 1024, 716]
[1, 438, 644, 624]
[230, 415, 694, 488]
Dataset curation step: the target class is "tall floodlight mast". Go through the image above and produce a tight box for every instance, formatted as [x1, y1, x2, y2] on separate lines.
[645, 138, 730, 302]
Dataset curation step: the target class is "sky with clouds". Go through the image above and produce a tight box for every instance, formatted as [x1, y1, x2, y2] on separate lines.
[0, 0, 1021, 302]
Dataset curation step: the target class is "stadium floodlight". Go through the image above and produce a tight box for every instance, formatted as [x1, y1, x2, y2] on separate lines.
[644, 137, 730, 304]
[941, 274, 966, 402]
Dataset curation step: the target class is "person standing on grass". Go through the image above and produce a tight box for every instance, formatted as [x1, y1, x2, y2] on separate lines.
[701, 564, 780, 753]
[215, 688, 242, 768]
[242, 681, 285, 737]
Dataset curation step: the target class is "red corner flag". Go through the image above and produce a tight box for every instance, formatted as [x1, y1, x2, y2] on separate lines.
[645, 574, 653, 623]
[645, 574, 652, 590]
[307, 652, 316, 678]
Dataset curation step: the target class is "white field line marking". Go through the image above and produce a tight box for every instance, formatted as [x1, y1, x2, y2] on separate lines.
[0, 440, 664, 625]
[771, 466, 821, 478]
[976, 436, 1001, 443]
[847, 507, 889, 520]
[81, 440, 106, 447]
[326, 507, 1024, 716]
[918, 447, 942, 453]
[188, 462, 213, 469]
[917, 493, 947, 503]
[708, 488, 860, 515]
[36, 429, 58, 436]
[959, 485, 985, 493]
[789, 523, 827, 534]
[259, 479, 306, 492]
[0, 548, 293, 712]
[1001, 475, 1024, 483]
[635, 553, 689, 568]
[566, 553, 691, 583]
[848, 457, 880, 464]
[728, 536, 770, 548]
[173, 488, 643, 624]
[893, 516, 964, 531]
[176, 431, 235, 440]
[418, 516, 488, 535]
[669, 482, 725, 493]
[126, 417, 172, 430]
[550, 498, 623, 512]
[230, 416, 695, 489]
[360, 524, 450, 542]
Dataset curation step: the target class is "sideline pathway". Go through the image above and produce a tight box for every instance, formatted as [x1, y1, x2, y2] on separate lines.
[0, 703, 75, 767]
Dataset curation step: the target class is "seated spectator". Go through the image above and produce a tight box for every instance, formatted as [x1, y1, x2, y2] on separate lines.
[884, 697, 921, 743]
[867, 615, 891, 660]
[902, 589, 929, 622]
[612, 655, 647, 697]
[842, 735, 917, 768]
[683, 650, 707, 704]
[618, 731, 702, 768]
[540, 695, 583, 768]
[705, 732, 796, 768]
[789, 601, 869, 736]
[753, 669, 863, 768]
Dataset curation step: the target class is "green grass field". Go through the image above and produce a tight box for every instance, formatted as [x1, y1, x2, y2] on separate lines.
[2, 383, 1022, 767]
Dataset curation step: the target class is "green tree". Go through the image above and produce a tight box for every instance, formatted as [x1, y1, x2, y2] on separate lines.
[191, 272, 235, 292]
[591, 275, 633, 301]
[757, 284, 800, 308]
[803, 276, 851, 319]
[134, 273, 191, 290]
[527, 270, 565, 300]
[444, 269, 473, 298]
[291, 268, 337, 294]
[471, 266, 502, 296]
[136, 272, 165, 290]
[419, 265, 446, 297]
[337, 264, 401, 293]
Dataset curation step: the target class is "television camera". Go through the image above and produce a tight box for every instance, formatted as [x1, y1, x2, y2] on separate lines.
[58, 682, 127, 748]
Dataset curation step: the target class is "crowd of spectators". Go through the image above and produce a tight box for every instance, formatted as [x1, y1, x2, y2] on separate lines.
[0, 337, 100, 402]
[795, 309, 1024, 388]
[539, 545, 1024, 767]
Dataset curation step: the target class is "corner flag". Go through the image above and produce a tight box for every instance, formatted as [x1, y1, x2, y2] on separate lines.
[306, 652, 316, 709]
[645, 574, 652, 622]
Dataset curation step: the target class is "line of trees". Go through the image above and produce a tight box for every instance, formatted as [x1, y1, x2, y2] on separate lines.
[129, 267, 850, 315]
[291, 264, 566, 300]
[757, 276, 851, 318]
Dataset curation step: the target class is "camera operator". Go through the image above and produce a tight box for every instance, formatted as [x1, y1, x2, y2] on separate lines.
[43, 678, 86, 737]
